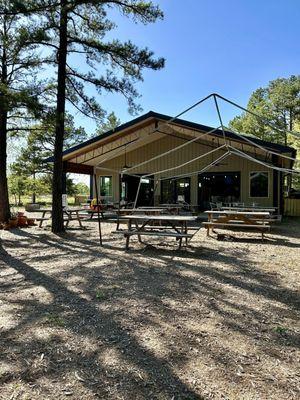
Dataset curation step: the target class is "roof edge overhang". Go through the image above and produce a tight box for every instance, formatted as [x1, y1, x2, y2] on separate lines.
[44, 110, 296, 165]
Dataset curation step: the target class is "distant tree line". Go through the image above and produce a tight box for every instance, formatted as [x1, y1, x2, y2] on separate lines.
[229, 75, 300, 189]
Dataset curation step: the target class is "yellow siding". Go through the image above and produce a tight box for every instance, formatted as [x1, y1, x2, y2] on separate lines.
[284, 199, 300, 216]
[95, 135, 275, 207]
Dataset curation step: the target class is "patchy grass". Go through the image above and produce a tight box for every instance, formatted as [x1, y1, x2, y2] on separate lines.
[43, 313, 66, 327]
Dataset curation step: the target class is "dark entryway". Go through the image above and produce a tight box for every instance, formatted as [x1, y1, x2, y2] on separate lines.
[198, 171, 241, 210]
[120, 175, 154, 206]
[161, 177, 191, 204]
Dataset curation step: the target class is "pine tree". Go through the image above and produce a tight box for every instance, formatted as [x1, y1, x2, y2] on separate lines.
[0, 0, 45, 222]
[96, 112, 121, 135]
[229, 76, 300, 145]
[17, 0, 165, 232]
[11, 112, 88, 203]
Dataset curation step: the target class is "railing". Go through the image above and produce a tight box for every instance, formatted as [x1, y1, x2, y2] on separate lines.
[284, 198, 300, 216]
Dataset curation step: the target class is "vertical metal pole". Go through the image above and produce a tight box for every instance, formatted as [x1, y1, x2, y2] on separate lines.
[94, 174, 103, 246]
[213, 94, 227, 147]
[134, 177, 142, 209]
[116, 173, 122, 230]
[89, 174, 94, 199]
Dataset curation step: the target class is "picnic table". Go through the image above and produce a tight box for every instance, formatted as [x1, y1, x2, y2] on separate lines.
[159, 204, 184, 214]
[116, 208, 166, 230]
[203, 210, 271, 240]
[36, 208, 86, 228]
[117, 214, 197, 250]
[81, 207, 104, 219]
[221, 206, 277, 213]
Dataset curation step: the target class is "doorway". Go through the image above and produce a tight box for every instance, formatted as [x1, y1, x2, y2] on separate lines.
[120, 174, 154, 206]
[161, 177, 191, 204]
[198, 171, 241, 210]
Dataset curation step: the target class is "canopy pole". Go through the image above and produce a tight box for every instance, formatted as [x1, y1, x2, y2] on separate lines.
[134, 177, 142, 209]
[94, 174, 103, 246]
[150, 179, 159, 206]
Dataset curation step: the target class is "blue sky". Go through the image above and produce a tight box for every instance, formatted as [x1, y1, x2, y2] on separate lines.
[71, 0, 300, 134]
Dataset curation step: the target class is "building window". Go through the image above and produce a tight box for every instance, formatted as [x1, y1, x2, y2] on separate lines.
[250, 172, 269, 197]
[99, 176, 112, 197]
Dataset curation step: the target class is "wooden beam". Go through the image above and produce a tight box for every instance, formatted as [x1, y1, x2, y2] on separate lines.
[63, 161, 93, 175]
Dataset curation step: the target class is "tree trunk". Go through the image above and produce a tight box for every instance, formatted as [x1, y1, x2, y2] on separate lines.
[0, 15, 10, 223]
[289, 108, 293, 132]
[52, 1, 68, 233]
[0, 111, 10, 222]
[32, 172, 36, 203]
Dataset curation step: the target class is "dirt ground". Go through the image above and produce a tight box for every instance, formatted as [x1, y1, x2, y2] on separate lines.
[0, 217, 299, 400]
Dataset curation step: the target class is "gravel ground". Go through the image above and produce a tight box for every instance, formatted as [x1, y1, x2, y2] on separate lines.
[0, 217, 299, 400]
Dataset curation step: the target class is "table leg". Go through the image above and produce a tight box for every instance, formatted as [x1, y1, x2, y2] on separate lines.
[39, 211, 46, 228]
[135, 221, 142, 243]
[177, 222, 183, 249]
[116, 212, 120, 230]
[125, 219, 132, 250]
[184, 221, 188, 246]
[65, 212, 70, 228]
[76, 211, 83, 228]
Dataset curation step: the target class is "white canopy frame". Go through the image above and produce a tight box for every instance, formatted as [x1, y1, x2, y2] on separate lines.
[131, 93, 299, 207]
[122, 125, 222, 174]
[89, 92, 299, 223]
[227, 145, 300, 174]
[133, 151, 232, 208]
[94, 93, 298, 178]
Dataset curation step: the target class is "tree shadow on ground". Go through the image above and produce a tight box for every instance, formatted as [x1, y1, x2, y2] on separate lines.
[0, 236, 206, 400]
[0, 220, 300, 399]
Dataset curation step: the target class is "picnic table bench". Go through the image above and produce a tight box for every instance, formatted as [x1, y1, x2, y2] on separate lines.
[80, 208, 104, 219]
[116, 214, 198, 250]
[35, 208, 87, 229]
[203, 210, 271, 241]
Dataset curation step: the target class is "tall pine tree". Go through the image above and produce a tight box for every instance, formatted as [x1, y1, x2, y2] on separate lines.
[18, 0, 165, 232]
[0, 0, 46, 222]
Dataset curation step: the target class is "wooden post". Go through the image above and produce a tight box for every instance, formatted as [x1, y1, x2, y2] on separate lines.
[89, 174, 94, 199]
[94, 174, 103, 246]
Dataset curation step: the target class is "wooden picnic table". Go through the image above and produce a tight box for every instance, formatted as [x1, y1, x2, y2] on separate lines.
[81, 208, 104, 219]
[119, 214, 197, 250]
[221, 206, 277, 213]
[205, 210, 271, 219]
[159, 204, 183, 214]
[203, 210, 271, 240]
[116, 208, 166, 230]
[36, 208, 86, 228]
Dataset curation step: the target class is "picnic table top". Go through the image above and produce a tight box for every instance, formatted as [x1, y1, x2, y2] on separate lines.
[221, 206, 276, 212]
[123, 214, 197, 221]
[205, 210, 270, 216]
[37, 208, 86, 213]
[119, 208, 165, 212]
[159, 204, 184, 208]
